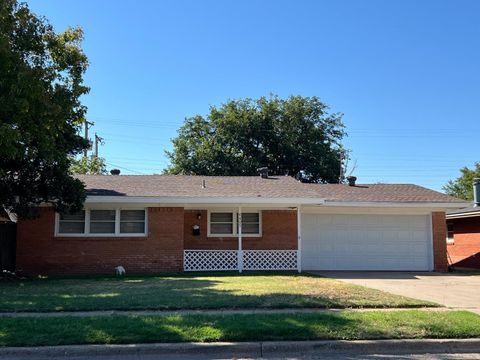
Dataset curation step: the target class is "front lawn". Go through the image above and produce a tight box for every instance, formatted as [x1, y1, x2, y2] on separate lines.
[0, 273, 436, 312]
[0, 310, 478, 346]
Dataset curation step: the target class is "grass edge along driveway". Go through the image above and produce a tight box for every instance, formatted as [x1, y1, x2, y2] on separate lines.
[0, 273, 437, 312]
[0, 310, 479, 347]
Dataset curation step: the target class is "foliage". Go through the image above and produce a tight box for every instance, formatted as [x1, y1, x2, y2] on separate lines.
[165, 95, 346, 183]
[1, 311, 479, 346]
[70, 157, 107, 175]
[0, 0, 89, 218]
[443, 162, 480, 201]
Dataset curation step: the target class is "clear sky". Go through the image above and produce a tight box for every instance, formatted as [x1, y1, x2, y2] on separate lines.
[28, 0, 479, 191]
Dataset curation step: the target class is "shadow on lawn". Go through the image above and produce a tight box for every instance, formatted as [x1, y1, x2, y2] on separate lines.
[0, 313, 359, 346]
[0, 272, 427, 312]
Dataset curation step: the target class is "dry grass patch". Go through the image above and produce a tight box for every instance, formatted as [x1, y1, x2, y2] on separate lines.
[0, 273, 437, 312]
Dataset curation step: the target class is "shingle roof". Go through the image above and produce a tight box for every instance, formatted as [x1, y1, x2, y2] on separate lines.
[308, 183, 464, 203]
[76, 175, 465, 204]
[447, 205, 480, 218]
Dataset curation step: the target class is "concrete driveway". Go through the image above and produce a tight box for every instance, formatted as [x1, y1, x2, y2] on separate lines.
[312, 272, 480, 313]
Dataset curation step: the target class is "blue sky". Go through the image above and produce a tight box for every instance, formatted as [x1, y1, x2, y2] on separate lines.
[28, 0, 479, 191]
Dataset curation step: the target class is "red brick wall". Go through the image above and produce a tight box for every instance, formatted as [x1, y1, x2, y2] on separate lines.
[447, 217, 480, 269]
[432, 211, 448, 272]
[184, 209, 297, 250]
[16, 207, 184, 275]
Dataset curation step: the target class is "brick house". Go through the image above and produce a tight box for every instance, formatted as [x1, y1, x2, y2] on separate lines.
[16, 174, 466, 275]
[446, 179, 480, 269]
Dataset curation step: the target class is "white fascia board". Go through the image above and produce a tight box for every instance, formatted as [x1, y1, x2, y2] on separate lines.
[446, 211, 480, 219]
[85, 196, 326, 205]
[322, 201, 468, 209]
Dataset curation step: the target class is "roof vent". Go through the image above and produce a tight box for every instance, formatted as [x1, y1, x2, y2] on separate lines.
[474, 178, 480, 207]
[346, 176, 357, 187]
[110, 169, 121, 175]
[257, 167, 269, 179]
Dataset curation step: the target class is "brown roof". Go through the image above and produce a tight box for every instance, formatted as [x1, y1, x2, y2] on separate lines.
[308, 183, 465, 203]
[77, 175, 464, 203]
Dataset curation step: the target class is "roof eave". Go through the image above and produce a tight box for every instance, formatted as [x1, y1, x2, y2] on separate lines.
[85, 196, 326, 205]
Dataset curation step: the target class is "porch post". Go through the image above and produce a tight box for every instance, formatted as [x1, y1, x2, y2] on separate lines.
[238, 206, 243, 273]
[297, 205, 302, 273]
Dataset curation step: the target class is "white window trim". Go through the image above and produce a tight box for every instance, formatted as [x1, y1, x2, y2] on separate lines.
[207, 209, 262, 237]
[55, 208, 147, 237]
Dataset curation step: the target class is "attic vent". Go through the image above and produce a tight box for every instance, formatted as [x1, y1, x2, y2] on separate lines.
[257, 167, 269, 179]
[110, 169, 121, 175]
[346, 176, 357, 187]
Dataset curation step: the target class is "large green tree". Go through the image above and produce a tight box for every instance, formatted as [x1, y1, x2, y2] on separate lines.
[0, 0, 89, 218]
[443, 162, 480, 201]
[166, 95, 346, 183]
[70, 157, 107, 175]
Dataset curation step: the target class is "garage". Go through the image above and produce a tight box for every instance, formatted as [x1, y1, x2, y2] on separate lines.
[301, 213, 432, 271]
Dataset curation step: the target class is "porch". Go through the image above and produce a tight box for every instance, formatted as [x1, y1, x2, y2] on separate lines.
[182, 206, 301, 272]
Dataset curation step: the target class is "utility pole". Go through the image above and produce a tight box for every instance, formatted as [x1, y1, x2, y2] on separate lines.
[83, 119, 94, 157]
[94, 133, 104, 158]
[338, 150, 345, 184]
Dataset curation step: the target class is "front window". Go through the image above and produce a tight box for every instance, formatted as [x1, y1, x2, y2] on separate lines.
[120, 210, 146, 234]
[90, 210, 116, 234]
[57, 209, 146, 236]
[210, 212, 234, 235]
[239, 212, 260, 234]
[58, 211, 86, 234]
[209, 211, 261, 236]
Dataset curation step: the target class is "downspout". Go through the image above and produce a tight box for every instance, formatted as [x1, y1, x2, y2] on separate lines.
[238, 206, 243, 273]
[297, 205, 302, 273]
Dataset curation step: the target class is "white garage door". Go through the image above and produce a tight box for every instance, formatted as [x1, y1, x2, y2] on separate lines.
[301, 214, 432, 271]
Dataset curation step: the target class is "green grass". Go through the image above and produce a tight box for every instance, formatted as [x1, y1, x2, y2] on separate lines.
[0, 273, 435, 311]
[0, 310, 479, 347]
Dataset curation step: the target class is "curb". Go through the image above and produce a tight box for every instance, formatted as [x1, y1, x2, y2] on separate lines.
[1, 339, 480, 358]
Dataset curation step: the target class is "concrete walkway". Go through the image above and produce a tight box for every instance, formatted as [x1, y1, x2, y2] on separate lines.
[312, 272, 480, 314]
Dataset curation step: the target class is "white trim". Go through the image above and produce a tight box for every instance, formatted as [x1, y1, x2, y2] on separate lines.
[207, 209, 262, 238]
[238, 207, 243, 273]
[297, 205, 302, 273]
[55, 207, 147, 237]
[446, 210, 480, 219]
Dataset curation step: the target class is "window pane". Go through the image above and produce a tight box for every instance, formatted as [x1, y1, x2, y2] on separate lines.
[242, 223, 260, 234]
[90, 210, 116, 221]
[60, 211, 85, 221]
[59, 221, 85, 234]
[90, 221, 115, 233]
[120, 222, 145, 233]
[120, 210, 145, 221]
[242, 213, 259, 223]
[211, 223, 233, 234]
[211, 212, 233, 223]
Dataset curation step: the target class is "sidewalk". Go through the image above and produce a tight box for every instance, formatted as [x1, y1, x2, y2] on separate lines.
[1, 339, 480, 359]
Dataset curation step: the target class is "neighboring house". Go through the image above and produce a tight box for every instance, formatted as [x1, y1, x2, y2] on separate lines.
[15, 174, 466, 275]
[446, 179, 480, 269]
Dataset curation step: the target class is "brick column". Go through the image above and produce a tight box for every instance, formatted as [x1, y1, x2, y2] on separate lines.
[432, 211, 448, 272]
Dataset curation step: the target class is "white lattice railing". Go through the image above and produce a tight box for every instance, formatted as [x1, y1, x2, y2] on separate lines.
[243, 250, 298, 270]
[184, 250, 238, 271]
[184, 250, 298, 272]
